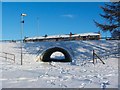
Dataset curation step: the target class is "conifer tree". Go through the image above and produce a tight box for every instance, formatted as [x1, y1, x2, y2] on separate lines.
[94, 2, 120, 38]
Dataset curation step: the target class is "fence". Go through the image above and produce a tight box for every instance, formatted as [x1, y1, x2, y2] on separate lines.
[0, 52, 15, 63]
[93, 50, 105, 64]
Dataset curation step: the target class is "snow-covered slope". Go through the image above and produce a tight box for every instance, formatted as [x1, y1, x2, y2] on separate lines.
[0, 40, 119, 88]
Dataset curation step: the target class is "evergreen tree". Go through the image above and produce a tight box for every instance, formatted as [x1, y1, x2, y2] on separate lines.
[94, 2, 120, 38]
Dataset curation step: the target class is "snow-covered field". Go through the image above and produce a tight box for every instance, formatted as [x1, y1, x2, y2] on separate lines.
[0, 40, 119, 88]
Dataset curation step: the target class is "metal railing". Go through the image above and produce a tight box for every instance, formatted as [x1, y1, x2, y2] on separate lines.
[0, 52, 15, 63]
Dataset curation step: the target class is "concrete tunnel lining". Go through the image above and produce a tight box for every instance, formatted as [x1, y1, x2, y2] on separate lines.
[41, 47, 72, 62]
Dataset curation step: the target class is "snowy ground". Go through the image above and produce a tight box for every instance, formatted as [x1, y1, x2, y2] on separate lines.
[0, 40, 119, 88]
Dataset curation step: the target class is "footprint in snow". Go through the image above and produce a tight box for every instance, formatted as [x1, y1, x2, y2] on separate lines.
[101, 81, 110, 89]
[59, 84, 67, 88]
[83, 79, 92, 84]
[79, 83, 86, 88]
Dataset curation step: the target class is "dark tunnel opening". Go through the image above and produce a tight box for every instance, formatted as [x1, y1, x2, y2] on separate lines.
[41, 47, 72, 62]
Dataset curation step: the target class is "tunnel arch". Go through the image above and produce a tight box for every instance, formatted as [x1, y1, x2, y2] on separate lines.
[41, 47, 72, 62]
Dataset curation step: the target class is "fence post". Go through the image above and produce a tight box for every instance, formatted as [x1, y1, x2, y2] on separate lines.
[5, 53, 7, 60]
[13, 55, 15, 63]
[93, 50, 95, 64]
[93, 50, 105, 65]
[94, 53, 105, 64]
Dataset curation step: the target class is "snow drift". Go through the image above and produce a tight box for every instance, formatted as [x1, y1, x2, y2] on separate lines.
[0, 40, 119, 88]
